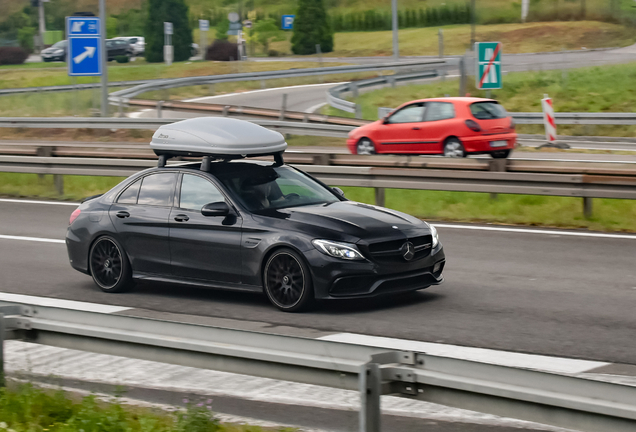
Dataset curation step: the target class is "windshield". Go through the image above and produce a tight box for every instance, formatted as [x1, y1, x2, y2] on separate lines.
[470, 101, 507, 120]
[213, 163, 339, 212]
[51, 40, 67, 49]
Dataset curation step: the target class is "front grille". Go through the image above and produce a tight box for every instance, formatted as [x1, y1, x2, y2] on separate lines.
[367, 235, 433, 263]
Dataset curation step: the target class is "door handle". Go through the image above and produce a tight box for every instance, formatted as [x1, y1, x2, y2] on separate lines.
[174, 214, 190, 222]
[412, 127, 421, 130]
[116, 211, 130, 218]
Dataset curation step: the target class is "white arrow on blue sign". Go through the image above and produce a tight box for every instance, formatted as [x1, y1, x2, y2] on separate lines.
[67, 17, 102, 77]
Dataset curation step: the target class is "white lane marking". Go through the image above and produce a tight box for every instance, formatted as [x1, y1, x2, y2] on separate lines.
[0, 292, 132, 313]
[0, 198, 79, 206]
[318, 333, 609, 374]
[185, 82, 346, 103]
[0, 234, 65, 244]
[305, 102, 327, 114]
[433, 224, 636, 240]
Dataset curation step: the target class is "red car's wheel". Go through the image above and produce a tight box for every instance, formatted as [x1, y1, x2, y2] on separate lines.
[356, 138, 376, 155]
[443, 138, 466, 158]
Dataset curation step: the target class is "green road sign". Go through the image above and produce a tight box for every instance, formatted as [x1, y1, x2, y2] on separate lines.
[475, 42, 502, 90]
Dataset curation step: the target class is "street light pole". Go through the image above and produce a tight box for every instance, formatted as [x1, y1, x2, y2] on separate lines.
[99, 0, 108, 116]
[391, 0, 399, 60]
[470, 0, 476, 50]
[37, 0, 46, 52]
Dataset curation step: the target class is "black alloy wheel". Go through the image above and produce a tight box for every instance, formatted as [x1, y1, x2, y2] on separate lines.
[89, 236, 133, 293]
[264, 248, 314, 312]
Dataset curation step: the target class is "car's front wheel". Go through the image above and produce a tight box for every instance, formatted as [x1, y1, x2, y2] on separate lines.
[263, 248, 314, 312]
[89, 236, 133, 293]
[443, 138, 466, 158]
[356, 138, 376, 155]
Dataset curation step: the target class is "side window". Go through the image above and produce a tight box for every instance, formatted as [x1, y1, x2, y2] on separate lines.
[426, 102, 456, 121]
[137, 173, 177, 206]
[387, 104, 425, 124]
[117, 179, 141, 204]
[179, 174, 225, 211]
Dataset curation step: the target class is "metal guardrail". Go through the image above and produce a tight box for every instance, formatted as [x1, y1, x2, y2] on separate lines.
[1, 302, 635, 432]
[0, 79, 153, 96]
[109, 60, 446, 106]
[326, 71, 439, 116]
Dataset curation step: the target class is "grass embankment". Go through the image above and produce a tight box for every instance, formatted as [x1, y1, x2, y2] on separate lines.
[0, 383, 294, 432]
[325, 61, 636, 137]
[270, 21, 636, 57]
[2, 173, 635, 232]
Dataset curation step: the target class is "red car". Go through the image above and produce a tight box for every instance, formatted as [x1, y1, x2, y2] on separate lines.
[347, 97, 517, 158]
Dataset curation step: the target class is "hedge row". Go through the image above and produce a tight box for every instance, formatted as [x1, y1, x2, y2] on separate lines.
[0, 46, 29, 65]
[331, 4, 472, 32]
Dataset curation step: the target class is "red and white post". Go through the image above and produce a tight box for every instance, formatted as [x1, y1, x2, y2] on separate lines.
[541, 94, 557, 144]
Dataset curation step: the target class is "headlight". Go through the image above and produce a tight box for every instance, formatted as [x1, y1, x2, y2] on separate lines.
[430, 224, 439, 248]
[54, 49, 63, 54]
[312, 239, 365, 260]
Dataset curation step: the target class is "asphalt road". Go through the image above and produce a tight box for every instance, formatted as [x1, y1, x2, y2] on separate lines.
[1, 199, 635, 365]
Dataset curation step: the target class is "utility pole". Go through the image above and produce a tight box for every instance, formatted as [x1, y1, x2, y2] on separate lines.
[99, 0, 108, 117]
[391, 0, 398, 60]
[37, 0, 46, 52]
[581, 0, 586, 18]
[470, 0, 476, 50]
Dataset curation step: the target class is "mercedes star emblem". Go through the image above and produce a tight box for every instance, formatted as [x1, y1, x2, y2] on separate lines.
[401, 241, 415, 261]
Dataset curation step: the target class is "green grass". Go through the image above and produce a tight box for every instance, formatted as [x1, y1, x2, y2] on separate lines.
[325, 61, 636, 137]
[271, 21, 636, 58]
[0, 383, 295, 432]
[1, 173, 635, 232]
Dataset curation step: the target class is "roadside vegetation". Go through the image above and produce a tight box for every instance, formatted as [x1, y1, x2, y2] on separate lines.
[326, 61, 636, 137]
[1, 172, 635, 233]
[0, 383, 295, 432]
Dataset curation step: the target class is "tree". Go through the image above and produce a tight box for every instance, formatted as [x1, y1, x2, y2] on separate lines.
[291, 0, 333, 55]
[144, 0, 193, 63]
[215, 19, 229, 41]
[251, 19, 285, 54]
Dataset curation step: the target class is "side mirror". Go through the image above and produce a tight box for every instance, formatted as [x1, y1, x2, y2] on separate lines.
[332, 187, 345, 197]
[201, 201, 230, 217]
[382, 118, 390, 124]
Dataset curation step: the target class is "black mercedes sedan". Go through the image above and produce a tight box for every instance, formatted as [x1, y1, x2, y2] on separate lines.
[66, 118, 445, 312]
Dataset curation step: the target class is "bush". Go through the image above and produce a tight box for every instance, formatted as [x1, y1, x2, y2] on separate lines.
[205, 40, 239, 61]
[0, 47, 29, 65]
[144, 0, 193, 63]
[115, 55, 129, 63]
[291, 0, 334, 54]
[267, 49, 280, 57]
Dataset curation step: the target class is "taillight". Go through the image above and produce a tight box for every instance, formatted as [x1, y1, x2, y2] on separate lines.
[509, 117, 516, 130]
[465, 119, 481, 132]
[69, 208, 81, 225]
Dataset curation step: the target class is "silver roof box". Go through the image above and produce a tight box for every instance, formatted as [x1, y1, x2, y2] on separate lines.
[150, 117, 287, 158]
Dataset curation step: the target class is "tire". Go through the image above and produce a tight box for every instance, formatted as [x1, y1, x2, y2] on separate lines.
[491, 149, 511, 159]
[89, 236, 134, 293]
[356, 138, 376, 155]
[443, 138, 466, 158]
[263, 248, 314, 312]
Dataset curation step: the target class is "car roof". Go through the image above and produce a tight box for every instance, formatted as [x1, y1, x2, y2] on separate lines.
[150, 117, 287, 158]
[407, 97, 497, 104]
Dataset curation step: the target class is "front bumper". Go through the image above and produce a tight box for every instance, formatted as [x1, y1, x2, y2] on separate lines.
[306, 245, 446, 300]
[461, 133, 517, 153]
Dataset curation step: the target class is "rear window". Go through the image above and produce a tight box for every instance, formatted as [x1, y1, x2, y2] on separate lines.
[470, 102, 507, 120]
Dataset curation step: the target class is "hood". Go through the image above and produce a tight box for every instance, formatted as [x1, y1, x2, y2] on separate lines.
[348, 120, 381, 138]
[272, 201, 428, 243]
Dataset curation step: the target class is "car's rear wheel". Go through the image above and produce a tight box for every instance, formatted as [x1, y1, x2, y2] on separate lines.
[443, 138, 466, 158]
[263, 248, 314, 312]
[356, 138, 376, 155]
[89, 236, 133, 293]
[491, 149, 511, 159]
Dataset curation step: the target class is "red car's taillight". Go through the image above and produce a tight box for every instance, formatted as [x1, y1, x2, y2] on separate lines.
[465, 119, 481, 132]
[509, 117, 516, 130]
[69, 208, 81, 225]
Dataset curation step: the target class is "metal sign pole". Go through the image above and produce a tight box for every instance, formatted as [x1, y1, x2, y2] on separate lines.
[391, 0, 399, 60]
[37, 0, 46, 53]
[99, 0, 108, 117]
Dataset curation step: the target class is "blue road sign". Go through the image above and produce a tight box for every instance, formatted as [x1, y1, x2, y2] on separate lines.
[67, 16, 102, 77]
[282, 15, 295, 30]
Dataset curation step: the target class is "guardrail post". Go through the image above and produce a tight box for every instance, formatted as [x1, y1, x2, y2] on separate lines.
[583, 197, 593, 219]
[459, 57, 467, 97]
[355, 104, 362, 119]
[54, 175, 64, 195]
[351, 83, 359, 99]
[438, 29, 444, 58]
[375, 188, 385, 207]
[359, 362, 381, 432]
[156, 100, 163, 118]
[0, 312, 5, 387]
[260, 80, 266, 89]
[208, 83, 215, 95]
[489, 159, 508, 200]
[222, 105, 230, 116]
[279, 93, 288, 121]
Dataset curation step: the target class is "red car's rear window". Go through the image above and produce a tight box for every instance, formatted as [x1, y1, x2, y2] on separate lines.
[470, 102, 507, 120]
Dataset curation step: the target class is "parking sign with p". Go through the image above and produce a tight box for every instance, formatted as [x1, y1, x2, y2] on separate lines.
[282, 15, 295, 30]
[476, 42, 502, 90]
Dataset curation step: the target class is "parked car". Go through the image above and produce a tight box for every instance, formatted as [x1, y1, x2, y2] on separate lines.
[41, 40, 67, 62]
[347, 97, 517, 158]
[105, 39, 134, 60]
[66, 117, 445, 312]
[113, 36, 145, 55]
